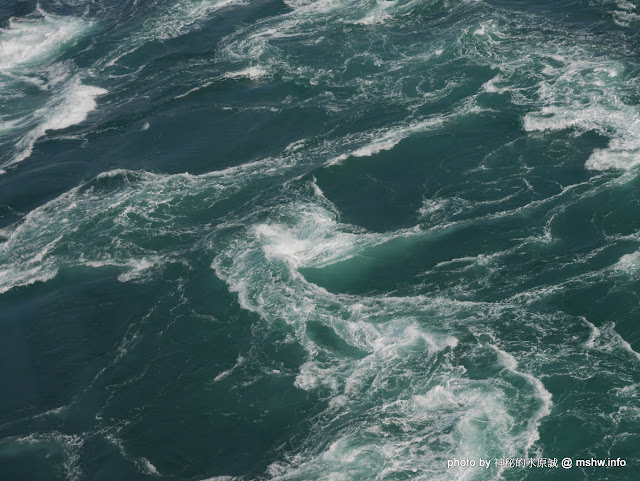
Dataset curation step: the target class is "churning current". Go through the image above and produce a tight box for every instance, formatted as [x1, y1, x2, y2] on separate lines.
[1, 0, 640, 480]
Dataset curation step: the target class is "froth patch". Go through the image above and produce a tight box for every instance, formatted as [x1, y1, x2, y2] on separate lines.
[491, 345, 552, 452]
[0, 157, 295, 295]
[0, 264, 58, 294]
[613, 0, 640, 27]
[0, 9, 89, 70]
[584, 320, 640, 363]
[615, 251, 640, 273]
[137, 458, 160, 476]
[3, 80, 107, 170]
[223, 66, 268, 79]
[145, 0, 246, 41]
[104, 0, 247, 68]
[212, 196, 555, 479]
[329, 117, 444, 165]
[213, 355, 245, 382]
[522, 58, 640, 171]
[200, 477, 241, 481]
[352, 0, 397, 26]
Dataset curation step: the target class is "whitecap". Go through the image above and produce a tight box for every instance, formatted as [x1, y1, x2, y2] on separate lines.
[223, 66, 268, 79]
[0, 8, 89, 71]
[2, 79, 107, 170]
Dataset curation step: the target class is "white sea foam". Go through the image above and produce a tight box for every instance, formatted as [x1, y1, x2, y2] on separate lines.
[0, 171, 162, 292]
[508, 45, 640, 171]
[152, 0, 247, 40]
[0, 142, 311, 293]
[612, 0, 640, 26]
[200, 477, 240, 481]
[0, 264, 58, 294]
[2, 79, 107, 170]
[0, 9, 100, 171]
[105, 0, 246, 68]
[210, 191, 558, 479]
[352, 0, 397, 26]
[83, 256, 160, 282]
[223, 66, 268, 79]
[252, 200, 418, 270]
[3, 3, 638, 477]
[524, 94, 640, 171]
[482, 74, 509, 94]
[138, 457, 160, 475]
[614, 250, 640, 273]
[585, 320, 640, 363]
[216, 0, 469, 120]
[490, 345, 552, 452]
[213, 355, 245, 382]
[328, 117, 444, 165]
[0, 8, 89, 71]
[453, 12, 640, 172]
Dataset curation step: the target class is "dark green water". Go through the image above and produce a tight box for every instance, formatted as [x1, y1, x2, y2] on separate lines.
[1, 0, 640, 479]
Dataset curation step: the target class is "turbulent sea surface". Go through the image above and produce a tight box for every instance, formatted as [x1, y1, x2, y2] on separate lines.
[2, 0, 640, 479]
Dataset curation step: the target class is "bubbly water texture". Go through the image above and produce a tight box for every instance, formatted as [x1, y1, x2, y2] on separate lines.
[1, 0, 640, 480]
[0, 8, 86, 69]
[0, 8, 102, 171]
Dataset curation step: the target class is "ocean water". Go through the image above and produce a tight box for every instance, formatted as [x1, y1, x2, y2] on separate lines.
[1, 0, 640, 479]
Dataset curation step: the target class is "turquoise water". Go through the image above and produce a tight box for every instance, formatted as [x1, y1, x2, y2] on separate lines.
[1, 0, 640, 479]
